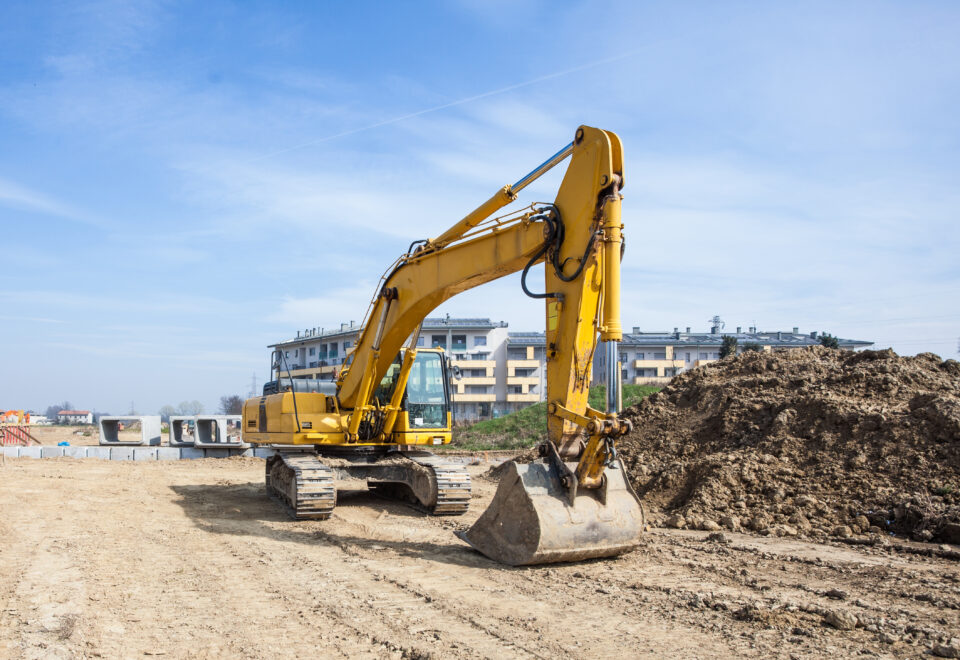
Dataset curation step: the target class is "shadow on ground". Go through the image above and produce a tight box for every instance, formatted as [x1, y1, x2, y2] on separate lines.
[168, 482, 508, 570]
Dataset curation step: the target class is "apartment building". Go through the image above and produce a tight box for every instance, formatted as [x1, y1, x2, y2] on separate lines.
[271, 319, 872, 421]
[271, 317, 511, 421]
[594, 325, 874, 387]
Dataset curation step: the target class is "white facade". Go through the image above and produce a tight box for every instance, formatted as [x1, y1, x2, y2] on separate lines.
[57, 410, 93, 424]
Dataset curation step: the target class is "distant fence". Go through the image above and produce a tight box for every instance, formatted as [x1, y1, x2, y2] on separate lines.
[0, 424, 40, 447]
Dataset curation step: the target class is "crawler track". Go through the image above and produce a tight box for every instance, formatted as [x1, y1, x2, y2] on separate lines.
[403, 453, 471, 515]
[266, 453, 335, 520]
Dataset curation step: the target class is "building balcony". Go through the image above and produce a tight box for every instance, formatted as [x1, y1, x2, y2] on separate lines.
[507, 393, 540, 403]
[633, 359, 684, 368]
[507, 359, 538, 377]
[506, 376, 539, 387]
[459, 376, 496, 386]
[450, 359, 495, 369]
[631, 376, 672, 385]
[452, 393, 497, 402]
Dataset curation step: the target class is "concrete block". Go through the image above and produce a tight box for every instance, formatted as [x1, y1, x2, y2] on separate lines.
[85, 447, 111, 460]
[63, 446, 88, 459]
[99, 415, 162, 446]
[204, 448, 231, 459]
[157, 447, 181, 461]
[19, 446, 42, 459]
[193, 415, 246, 448]
[179, 446, 205, 460]
[133, 448, 158, 461]
[41, 446, 65, 458]
[167, 416, 196, 447]
[2, 446, 20, 458]
[110, 447, 135, 461]
[235, 448, 255, 457]
[253, 447, 277, 459]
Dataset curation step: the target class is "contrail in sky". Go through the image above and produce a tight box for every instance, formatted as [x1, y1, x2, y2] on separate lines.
[247, 49, 642, 163]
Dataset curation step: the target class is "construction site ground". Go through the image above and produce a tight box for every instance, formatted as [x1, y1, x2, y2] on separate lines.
[2, 457, 958, 659]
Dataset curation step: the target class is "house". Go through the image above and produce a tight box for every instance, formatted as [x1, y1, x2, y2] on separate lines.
[57, 410, 93, 424]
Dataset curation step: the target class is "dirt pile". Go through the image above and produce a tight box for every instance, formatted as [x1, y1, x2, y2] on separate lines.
[617, 347, 960, 543]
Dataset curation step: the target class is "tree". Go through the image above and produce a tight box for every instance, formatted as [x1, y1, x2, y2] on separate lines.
[742, 342, 763, 353]
[177, 400, 205, 415]
[720, 335, 738, 358]
[219, 395, 244, 415]
[819, 333, 840, 349]
[45, 401, 73, 423]
[158, 405, 177, 422]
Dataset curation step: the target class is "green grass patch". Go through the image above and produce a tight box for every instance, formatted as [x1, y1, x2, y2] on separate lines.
[449, 384, 659, 451]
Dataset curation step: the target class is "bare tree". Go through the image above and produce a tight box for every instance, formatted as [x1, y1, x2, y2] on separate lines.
[45, 401, 73, 424]
[177, 400, 205, 415]
[158, 405, 177, 422]
[219, 395, 244, 415]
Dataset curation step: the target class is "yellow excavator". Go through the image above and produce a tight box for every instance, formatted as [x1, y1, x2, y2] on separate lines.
[242, 125, 644, 565]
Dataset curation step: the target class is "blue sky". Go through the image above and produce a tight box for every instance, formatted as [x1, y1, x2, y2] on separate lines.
[1, 1, 958, 415]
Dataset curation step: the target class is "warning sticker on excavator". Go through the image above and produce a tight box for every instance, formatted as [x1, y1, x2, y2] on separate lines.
[548, 301, 559, 331]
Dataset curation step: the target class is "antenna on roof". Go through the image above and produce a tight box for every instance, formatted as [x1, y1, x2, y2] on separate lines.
[709, 315, 725, 334]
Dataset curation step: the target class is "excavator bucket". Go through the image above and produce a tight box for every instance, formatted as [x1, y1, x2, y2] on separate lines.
[456, 459, 644, 566]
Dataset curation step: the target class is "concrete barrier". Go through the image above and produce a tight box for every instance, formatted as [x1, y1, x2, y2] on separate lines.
[19, 446, 42, 459]
[110, 447, 135, 461]
[2, 446, 19, 458]
[40, 446, 65, 458]
[99, 416, 162, 446]
[179, 447, 205, 460]
[157, 447, 181, 461]
[133, 448, 158, 461]
[64, 446, 88, 459]
[86, 447, 111, 460]
[193, 415, 246, 448]
[167, 416, 196, 447]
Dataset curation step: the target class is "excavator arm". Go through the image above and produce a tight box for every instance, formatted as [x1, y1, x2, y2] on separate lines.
[339, 126, 631, 489]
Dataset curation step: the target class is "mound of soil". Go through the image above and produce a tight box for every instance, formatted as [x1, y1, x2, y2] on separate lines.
[618, 347, 960, 543]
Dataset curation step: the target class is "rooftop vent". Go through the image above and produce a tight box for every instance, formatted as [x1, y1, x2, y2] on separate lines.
[793, 326, 799, 334]
[685, 326, 691, 333]
[632, 326, 640, 334]
[736, 326, 742, 333]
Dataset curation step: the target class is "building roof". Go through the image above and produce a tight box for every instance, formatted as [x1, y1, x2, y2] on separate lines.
[271, 317, 508, 348]
[507, 332, 546, 346]
[58, 410, 90, 415]
[622, 330, 872, 349]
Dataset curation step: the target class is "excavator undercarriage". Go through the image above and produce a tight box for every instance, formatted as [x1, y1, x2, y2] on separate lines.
[265, 449, 471, 520]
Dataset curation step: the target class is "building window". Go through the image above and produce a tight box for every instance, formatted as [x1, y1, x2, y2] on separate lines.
[285, 351, 289, 358]
[431, 335, 447, 349]
[309, 347, 315, 356]
[294, 349, 299, 357]
[474, 336, 487, 346]
[699, 352, 708, 359]
[344, 341, 351, 349]
[417, 336, 424, 347]
[452, 334, 466, 350]
[472, 352, 489, 360]
[685, 352, 691, 361]
[654, 352, 666, 359]
[637, 352, 644, 360]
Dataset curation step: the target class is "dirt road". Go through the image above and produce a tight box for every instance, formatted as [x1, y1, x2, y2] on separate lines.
[1, 458, 958, 658]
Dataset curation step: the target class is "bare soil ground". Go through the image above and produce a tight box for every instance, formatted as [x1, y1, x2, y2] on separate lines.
[2, 458, 959, 659]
